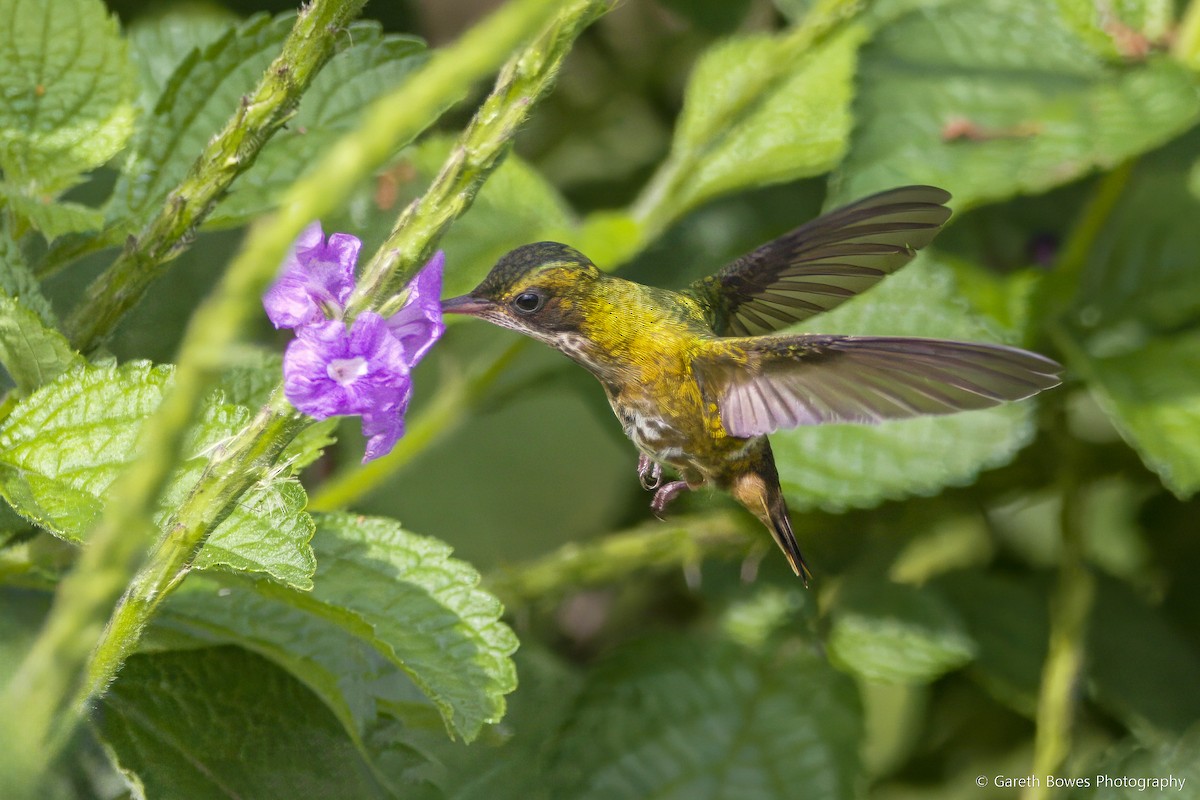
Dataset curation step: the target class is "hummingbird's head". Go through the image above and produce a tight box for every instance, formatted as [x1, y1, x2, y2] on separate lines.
[442, 242, 601, 344]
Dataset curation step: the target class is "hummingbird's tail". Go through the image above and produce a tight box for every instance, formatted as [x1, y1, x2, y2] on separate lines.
[729, 443, 813, 586]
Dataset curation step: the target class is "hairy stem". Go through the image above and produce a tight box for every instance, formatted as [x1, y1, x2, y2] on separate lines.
[65, 0, 369, 353]
[486, 511, 764, 607]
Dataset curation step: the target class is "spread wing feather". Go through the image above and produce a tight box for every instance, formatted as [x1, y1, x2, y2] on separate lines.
[686, 186, 953, 336]
[695, 335, 1063, 438]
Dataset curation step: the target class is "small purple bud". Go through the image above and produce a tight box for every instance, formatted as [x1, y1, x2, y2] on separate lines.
[264, 222, 361, 328]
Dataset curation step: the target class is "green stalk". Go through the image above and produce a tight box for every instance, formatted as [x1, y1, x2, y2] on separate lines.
[65, 0, 369, 353]
[1024, 413, 1093, 800]
[1020, 163, 1129, 800]
[485, 512, 764, 607]
[1174, 0, 1200, 70]
[0, 0, 571, 793]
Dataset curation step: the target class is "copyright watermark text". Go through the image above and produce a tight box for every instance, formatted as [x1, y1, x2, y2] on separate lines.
[977, 774, 1188, 792]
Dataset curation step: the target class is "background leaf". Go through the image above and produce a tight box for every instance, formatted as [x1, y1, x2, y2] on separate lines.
[829, 0, 1200, 207]
[95, 647, 392, 800]
[826, 578, 977, 684]
[186, 513, 519, 743]
[0, 297, 80, 395]
[0, 186, 103, 240]
[0, 0, 136, 192]
[206, 25, 427, 227]
[666, 26, 863, 217]
[125, 5, 238, 111]
[546, 635, 863, 800]
[0, 362, 316, 588]
[107, 13, 291, 225]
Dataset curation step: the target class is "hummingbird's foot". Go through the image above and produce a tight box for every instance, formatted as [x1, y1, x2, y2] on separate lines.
[650, 480, 690, 517]
[637, 455, 662, 491]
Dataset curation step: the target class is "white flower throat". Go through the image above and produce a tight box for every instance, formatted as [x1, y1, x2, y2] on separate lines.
[327, 357, 369, 386]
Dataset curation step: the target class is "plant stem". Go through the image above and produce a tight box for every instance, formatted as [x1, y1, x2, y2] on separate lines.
[77, 389, 307, 707]
[1174, 0, 1200, 70]
[0, 0, 572, 793]
[65, 0, 369, 353]
[350, 0, 616, 312]
[486, 511, 762, 607]
[310, 338, 528, 510]
[1024, 414, 1093, 800]
[1021, 162, 1128, 800]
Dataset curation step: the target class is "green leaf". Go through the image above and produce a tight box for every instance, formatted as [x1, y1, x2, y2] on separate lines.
[422, 647, 583, 800]
[214, 348, 336, 470]
[830, 0, 1200, 208]
[1088, 576, 1200, 737]
[95, 647, 390, 800]
[177, 513, 518, 743]
[360, 135, 575, 298]
[0, 229, 55, 328]
[107, 14, 292, 225]
[1079, 332, 1200, 497]
[547, 635, 862, 800]
[1070, 135, 1200, 333]
[770, 256, 1040, 511]
[933, 570, 1048, 716]
[206, 26, 427, 228]
[1071, 724, 1200, 799]
[826, 578, 977, 684]
[0, 185, 103, 239]
[0, 297, 80, 394]
[663, 25, 864, 220]
[0, 362, 316, 588]
[291, 513, 518, 741]
[1055, 0, 1173, 62]
[156, 574, 441, 748]
[126, 5, 238, 111]
[0, 0, 136, 192]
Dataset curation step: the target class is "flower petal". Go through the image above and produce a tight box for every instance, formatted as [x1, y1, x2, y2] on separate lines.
[283, 314, 411, 421]
[387, 251, 446, 367]
[263, 223, 360, 329]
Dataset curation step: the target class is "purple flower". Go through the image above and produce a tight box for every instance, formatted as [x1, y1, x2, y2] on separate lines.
[268, 226, 447, 463]
[263, 222, 360, 329]
[283, 313, 409, 420]
[387, 251, 446, 367]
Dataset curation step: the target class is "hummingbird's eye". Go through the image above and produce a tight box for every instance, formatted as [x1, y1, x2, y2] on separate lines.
[513, 290, 545, 314]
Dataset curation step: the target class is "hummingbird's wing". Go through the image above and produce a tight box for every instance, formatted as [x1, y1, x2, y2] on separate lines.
[685, 186, 952, 336]
[694, 336, 1061, 438]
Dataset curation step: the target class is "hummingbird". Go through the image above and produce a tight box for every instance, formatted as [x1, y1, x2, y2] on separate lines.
[441, 186, 1061, 583]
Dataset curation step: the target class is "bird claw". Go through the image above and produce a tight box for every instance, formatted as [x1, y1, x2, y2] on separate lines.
[650, 480, 690, 518]
[637, 454, 662, 491]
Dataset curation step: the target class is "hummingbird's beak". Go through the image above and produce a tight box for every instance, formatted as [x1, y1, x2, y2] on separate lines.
[441, 294, 490, 316]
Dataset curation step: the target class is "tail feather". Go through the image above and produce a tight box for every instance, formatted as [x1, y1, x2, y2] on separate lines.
[729, 442, 813, 585]
[766, 487, 812, 586]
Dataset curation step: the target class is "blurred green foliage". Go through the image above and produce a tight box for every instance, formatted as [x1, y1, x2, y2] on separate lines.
[1, 0, 1200, 798]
